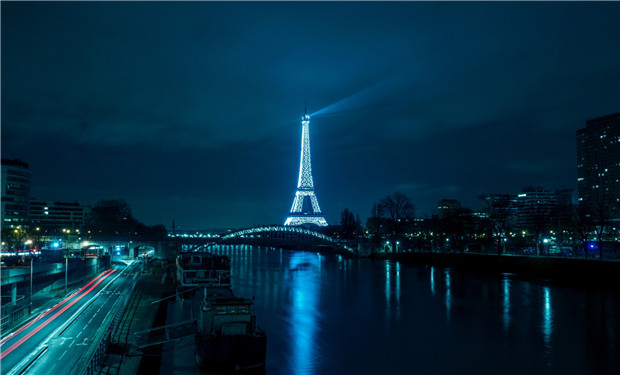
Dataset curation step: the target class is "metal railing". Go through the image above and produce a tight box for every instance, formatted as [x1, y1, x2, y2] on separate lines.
[78, 269, 140, 375]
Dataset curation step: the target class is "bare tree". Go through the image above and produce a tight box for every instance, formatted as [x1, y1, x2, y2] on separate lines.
[571, 204, 595, 258]
[480, 195, 514, 256]
[592, 199, 611, 260]
[380, 192, 415, 222]
[340, 208, 361, 239]
[376, 193, 415, 252]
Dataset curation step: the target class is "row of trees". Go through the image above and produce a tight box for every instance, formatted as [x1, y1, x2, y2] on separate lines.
[84, 199, 167, 239]
[338, 193, 618, 260]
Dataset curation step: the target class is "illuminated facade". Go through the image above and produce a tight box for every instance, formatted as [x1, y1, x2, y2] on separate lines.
[515, 187, 559, 230]
[1, 158, 31, 229]
[30, 200, 91, 232]
[577, 112, 620, 219]
[284, 110, 328, 227]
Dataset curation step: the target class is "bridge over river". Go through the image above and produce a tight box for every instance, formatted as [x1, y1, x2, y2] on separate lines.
[180, 226, 355, 255]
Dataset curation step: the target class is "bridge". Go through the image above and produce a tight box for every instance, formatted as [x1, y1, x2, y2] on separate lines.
[202, 226, 355, 255]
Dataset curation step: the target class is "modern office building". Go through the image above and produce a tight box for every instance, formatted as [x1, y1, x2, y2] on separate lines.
[515, 187, 559, 230]
[577, 112, 620, 220]
[1, 158, 32, 229]
[480, 193, 518, 228]
[29, 200, 91, 233]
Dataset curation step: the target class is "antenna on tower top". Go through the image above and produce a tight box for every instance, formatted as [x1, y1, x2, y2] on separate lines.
[304, 100, 307, 115]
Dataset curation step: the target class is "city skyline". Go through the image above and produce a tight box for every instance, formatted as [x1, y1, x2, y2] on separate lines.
[2, 2, 619, 229]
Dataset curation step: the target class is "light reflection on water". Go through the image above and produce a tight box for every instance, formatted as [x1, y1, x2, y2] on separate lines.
[205, 246, 618, 375]
[385, 261, 390, 309]
[543, 285, 554, 365]
[445, 269, 451, 322]
[503, 274, 511, 331]
[430, 266, 435, 296]
[287, 252, 321, 375]
[384, 261, 402, 323]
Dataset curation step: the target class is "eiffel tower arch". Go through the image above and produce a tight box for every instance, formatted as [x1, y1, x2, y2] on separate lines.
[284, 107, 328, 227]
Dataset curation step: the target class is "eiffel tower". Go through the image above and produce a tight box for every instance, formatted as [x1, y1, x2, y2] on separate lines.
[284, 105, 328, 227]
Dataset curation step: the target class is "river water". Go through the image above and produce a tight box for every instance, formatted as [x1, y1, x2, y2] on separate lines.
[176, 245, 619, 374]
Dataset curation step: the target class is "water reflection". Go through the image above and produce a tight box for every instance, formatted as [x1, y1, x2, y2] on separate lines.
[503, 275, 511, 331]
[383, 261, 402, 322]
[542, 286, 553, 356]
[395, 262, 401, 308]
[208, 246, 619, 375]
[288, 252, 321, 375]
[385, 261, 391, 308]
[445, 269, 451, 322]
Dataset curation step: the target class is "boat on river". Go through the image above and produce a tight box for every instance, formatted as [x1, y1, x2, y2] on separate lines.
[176, 251, 266, 372]
[176, 252, 231, 291]
[195, 286, 267, 372]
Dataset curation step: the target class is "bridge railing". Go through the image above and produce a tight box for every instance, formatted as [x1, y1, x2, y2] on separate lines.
[220, 226, 354, 253]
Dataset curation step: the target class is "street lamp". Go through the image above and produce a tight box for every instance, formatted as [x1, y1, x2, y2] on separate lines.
[65, 252, 68, 294]
[29, 255, 33, 314]
[24, 239, 34, 314]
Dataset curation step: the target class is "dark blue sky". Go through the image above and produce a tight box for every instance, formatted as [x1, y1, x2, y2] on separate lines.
[2, 2, 619, 229]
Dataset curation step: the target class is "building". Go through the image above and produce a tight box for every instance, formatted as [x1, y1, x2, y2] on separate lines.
[1, 158, 32, 230]
[437, 199, 462, 219]
[516, 187, 559, 230]
[577, 112, 620, 220]
[29, 200, 91, 233]
[480, 193, 518, 229]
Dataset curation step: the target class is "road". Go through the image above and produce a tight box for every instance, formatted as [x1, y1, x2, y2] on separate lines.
[0, 261, 142, 375]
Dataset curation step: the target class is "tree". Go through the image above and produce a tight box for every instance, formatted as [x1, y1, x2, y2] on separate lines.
[86, 199, 135, 237]
[340, 208, 361, 240]
[85, 199, 167, 240]
[380, 193, 415, 222]
[526, 206, 551, 257]
[480, 195, 514, 256]
[571, 204, 595, 258]
[591, 199, 611, 260]
[440, 208, 471, 253]
[2, 227, 28, 254]
[366, 203, 385, 252]
[376, 193, 415, 252]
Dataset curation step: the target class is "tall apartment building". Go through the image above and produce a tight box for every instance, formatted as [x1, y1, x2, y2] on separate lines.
[577, 112, 620, 219]
[1, 158, 32, 229]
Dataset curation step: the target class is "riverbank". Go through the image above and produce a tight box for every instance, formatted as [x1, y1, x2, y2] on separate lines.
[370, 251, 620, 291]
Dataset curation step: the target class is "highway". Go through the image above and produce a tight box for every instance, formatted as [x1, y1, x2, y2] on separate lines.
[0, 260, 142, 375]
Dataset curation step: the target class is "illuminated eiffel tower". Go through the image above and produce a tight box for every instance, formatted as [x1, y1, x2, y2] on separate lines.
[284, 105, 328, 227]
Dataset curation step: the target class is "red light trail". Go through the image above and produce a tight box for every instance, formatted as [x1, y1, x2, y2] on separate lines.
[0, 269, 117, 359]
[0, 269, 114, 347]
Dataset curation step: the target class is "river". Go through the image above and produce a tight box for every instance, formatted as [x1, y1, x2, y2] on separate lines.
[164, 245, 619, 374]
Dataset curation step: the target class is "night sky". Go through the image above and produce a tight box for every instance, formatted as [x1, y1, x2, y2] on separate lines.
[2, 2, 619, 229]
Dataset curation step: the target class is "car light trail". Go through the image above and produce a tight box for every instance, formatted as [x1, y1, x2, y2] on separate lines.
[0, 269, 115, 347]
[0, 269, 117, 359]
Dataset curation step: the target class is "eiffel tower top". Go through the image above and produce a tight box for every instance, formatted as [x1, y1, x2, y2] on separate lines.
[302, 101, 310, 122]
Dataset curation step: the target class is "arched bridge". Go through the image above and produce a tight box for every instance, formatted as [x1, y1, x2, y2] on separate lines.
[215, 226, 354, 254]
